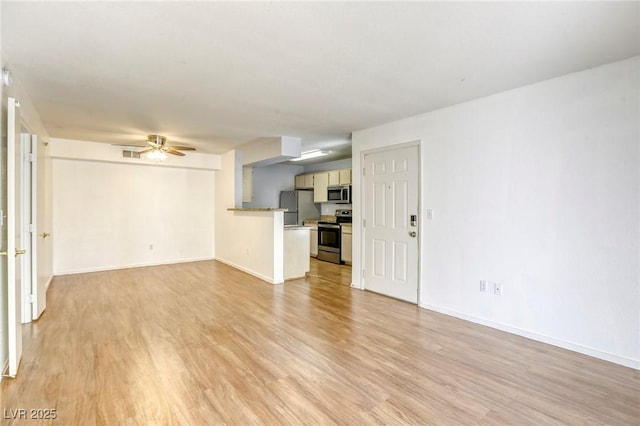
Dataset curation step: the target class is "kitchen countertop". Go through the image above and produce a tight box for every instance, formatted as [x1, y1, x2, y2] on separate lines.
[284, 225, 312, 230]
[227, 208, 288, 212]
[302, 215, 339, 224]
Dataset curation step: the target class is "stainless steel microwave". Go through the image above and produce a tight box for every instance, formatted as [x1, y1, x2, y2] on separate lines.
[327, 185, 351, 204]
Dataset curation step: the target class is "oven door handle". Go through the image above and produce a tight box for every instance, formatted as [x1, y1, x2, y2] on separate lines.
[319, 224, 341, 229]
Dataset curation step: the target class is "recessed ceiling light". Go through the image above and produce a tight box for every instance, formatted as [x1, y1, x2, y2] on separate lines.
[291, 149, 329, 161]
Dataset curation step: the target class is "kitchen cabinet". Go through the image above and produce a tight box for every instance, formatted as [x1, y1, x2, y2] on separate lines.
[295, 173, 314, 189]
[295, 168, 351, 191]
[313, 172, 329, 203]
[339, 168, 352, 185]
[305, 174, 315, 188]
[328, 170, 340, 186]
[242, 166, 253, 202]
[306, 223, 318, 257]
[341, 225, 352, 265]
[284, 227, 311, 280]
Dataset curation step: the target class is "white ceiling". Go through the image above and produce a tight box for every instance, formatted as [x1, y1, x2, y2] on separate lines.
[2, 2, 638, 159]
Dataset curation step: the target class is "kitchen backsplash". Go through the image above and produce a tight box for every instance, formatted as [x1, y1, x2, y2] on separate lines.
[321, 203, 352, 215]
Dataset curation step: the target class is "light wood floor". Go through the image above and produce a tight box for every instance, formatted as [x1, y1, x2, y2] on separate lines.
[2, 259, 638, 425]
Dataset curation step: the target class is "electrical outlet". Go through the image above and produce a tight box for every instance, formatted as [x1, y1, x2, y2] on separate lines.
[493, 282, 502, 296]
[480, 280, 487, 292]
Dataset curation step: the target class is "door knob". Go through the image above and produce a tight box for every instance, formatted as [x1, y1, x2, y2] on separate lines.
[0, 249, 26, 257]
[409, 231, 417, 237]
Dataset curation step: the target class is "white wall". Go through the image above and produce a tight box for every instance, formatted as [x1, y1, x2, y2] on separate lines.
[242, 163, 302, 209]
[320, 203, 351, 215]
[352, 56, 639, 368]
[215, 151, 285, 284]
[52, 147, 216, 274]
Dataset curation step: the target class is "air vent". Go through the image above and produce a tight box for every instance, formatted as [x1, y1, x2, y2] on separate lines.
[122, 150, 141, 159]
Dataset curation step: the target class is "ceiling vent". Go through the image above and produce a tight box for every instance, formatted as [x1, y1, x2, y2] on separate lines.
[122, 150, 141, 159]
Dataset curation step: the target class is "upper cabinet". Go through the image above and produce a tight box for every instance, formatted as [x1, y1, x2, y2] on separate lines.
[295, 173, 314, 189]
[313, 172, 329, 203]
[328, 170, 340, 186]
[294, 167, 352, 202]
[339, 168, 352, 185]
[328, 169, 351, 186]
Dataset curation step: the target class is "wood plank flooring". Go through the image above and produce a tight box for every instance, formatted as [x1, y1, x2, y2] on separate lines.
[1, 259, 638, 425]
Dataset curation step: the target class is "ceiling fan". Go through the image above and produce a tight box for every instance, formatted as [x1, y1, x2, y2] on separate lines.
[114, 134, 196, 159]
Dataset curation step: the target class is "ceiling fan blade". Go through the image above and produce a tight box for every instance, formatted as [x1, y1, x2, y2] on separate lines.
[139, 148, 153, 155]
[147, 140, 160, 148]
[165, 147, 186, 156]
[168, 146, 196, 151]
[111, 143, 148, 148]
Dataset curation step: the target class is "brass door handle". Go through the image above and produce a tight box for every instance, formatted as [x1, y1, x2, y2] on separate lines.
[41, 232, 50, 238]
[0, 249, 26, 257]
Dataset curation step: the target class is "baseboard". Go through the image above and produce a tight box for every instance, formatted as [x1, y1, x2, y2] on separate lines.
[421, 303, 640, 370]
[214, 257, 283, 285]
[1, 358, 9, 381]
[54, 257, 215, 276]
[45, 275, 53, 290]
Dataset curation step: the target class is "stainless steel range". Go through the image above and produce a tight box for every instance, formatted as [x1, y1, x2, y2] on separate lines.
[317, 209, 352, 264]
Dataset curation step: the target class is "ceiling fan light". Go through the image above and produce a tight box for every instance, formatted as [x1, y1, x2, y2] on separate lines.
[147, 149, 167, 161]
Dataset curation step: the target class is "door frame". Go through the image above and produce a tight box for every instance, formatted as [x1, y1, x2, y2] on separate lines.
[359, 140, 423, 304]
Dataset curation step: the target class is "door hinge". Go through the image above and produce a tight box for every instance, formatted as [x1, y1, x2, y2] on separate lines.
[28, 223, 35, 233]
[362, 167, 366, 176]
[363, 218, 366, 227]
[27, 153, 35, 163]
[25, 294, 35, 304]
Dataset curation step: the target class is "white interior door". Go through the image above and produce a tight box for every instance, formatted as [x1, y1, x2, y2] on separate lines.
[363, 144, 420, 303]
[6, 97, 24, 376]
[21, 133, 34, 323]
